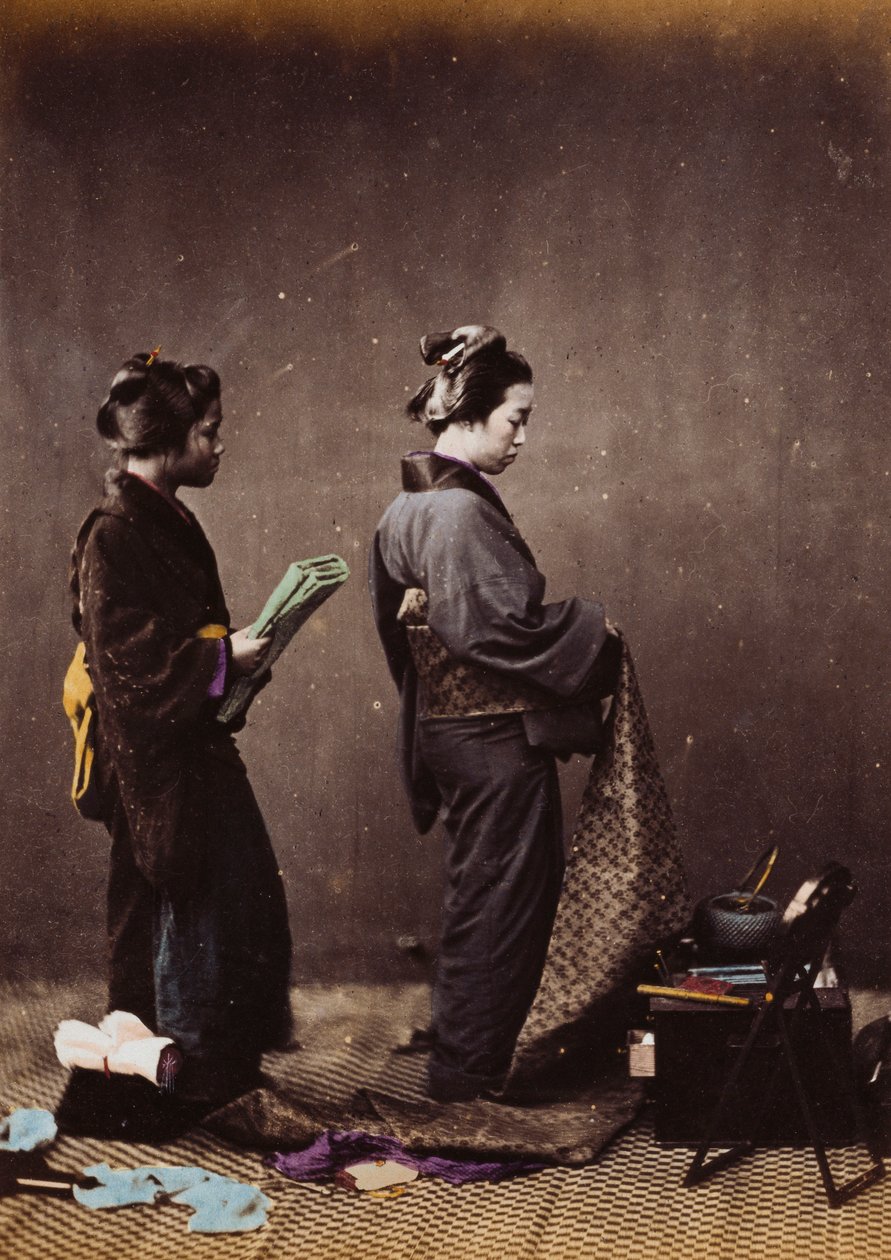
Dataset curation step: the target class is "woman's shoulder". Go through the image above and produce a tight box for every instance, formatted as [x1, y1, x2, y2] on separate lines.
[77, 509, 142, 569]
[376, 487, 500, 549]
[76, 471, 134, 529]
[80, 472, 199, 552]
[77, 477, 156, 559]
[402, 485, 502, 523]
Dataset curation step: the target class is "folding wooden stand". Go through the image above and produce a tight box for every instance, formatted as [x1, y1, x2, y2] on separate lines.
[684, 863, 886, 1207]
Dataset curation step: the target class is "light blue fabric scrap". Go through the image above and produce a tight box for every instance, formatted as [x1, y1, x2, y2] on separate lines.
[73, 1164, 177, 1209]
[174, 1176, 272, 1234]
[74, 1163, 270, 1233]
[0, 1108, 58, 1152]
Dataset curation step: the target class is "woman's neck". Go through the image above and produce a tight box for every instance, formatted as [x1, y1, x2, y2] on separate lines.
[434, 427, 476, 468]
[126, 454, 178, 503]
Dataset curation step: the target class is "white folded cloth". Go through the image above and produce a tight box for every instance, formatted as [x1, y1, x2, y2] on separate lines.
[54, 1011, 179, 1087]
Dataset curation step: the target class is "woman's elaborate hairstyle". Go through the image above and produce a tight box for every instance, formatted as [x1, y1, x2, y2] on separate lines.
[407, 325, 532, 436]
[96, 352, 221, 456]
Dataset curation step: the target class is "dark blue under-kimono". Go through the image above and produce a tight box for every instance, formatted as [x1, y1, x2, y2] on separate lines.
[370, 453, 617, 1099]
[71, 472, 292, 1100]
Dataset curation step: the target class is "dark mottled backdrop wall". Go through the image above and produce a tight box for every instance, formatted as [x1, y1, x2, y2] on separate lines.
[1, 2, 888, 983]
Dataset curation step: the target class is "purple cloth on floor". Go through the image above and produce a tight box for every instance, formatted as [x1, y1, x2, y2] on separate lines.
[268, 1130, 543, 1186]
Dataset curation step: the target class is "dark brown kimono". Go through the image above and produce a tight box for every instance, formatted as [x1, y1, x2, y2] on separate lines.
[70, 471, 291, 1091]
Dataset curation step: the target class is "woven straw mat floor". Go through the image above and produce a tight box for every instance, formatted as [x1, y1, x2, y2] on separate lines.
[0, 978, 889, 1260]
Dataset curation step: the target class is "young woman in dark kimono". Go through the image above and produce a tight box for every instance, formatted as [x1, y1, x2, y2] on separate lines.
[370, 325, 620, 1101]
[69, 351, 292, 1112]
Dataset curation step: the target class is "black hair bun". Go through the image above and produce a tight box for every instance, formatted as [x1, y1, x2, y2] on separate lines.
[95, 351, 220, 453]
[109, 352, 157, 402]
[419, 325, 506, 370]
[108, 371, 145, 406]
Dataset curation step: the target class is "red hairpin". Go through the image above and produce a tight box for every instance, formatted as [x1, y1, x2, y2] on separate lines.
[146, 345, 162, 366]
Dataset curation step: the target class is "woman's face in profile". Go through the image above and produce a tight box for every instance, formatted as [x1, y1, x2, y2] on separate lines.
[166, 399, 225, 489]
[463, 383, 534, 475]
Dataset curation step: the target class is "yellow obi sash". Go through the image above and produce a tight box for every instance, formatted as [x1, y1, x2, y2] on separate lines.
[62, 642, 101, 818]
[62, 623, 228, 819]
[397, 588, 555, 719]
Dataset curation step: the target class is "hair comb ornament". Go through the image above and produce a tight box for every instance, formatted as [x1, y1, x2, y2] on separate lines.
[438, 343, 465, 367]
[145, 346, 162, 367]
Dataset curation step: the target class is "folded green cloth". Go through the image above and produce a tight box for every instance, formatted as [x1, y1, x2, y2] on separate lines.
[217, 555, 349, 725]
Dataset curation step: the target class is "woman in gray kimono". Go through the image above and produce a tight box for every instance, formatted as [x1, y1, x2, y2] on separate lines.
[370, 325, 620, 1101]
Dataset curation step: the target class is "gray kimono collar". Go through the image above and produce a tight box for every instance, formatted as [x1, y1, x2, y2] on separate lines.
[400, 452, 512, 522]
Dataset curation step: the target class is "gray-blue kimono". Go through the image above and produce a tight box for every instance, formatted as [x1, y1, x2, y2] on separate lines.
[369, 451, 617, 1100]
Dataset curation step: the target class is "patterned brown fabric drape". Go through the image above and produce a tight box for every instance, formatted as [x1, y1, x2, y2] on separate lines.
[509, 639, 691, 1084]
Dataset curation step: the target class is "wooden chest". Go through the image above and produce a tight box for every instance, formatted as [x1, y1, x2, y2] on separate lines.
[651, 988, 856, 1146]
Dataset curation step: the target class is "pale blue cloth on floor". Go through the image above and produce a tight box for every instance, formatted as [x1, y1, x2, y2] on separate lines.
[74, 1163, 271, 1233]
[168, 1175, 271, 1233]
[0, 1108, 58, 1151]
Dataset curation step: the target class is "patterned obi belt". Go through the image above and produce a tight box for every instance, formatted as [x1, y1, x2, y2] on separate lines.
[397, 587, 559, 719]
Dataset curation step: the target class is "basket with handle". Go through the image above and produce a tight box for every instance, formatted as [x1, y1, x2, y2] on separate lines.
[694, 844, 782, 954]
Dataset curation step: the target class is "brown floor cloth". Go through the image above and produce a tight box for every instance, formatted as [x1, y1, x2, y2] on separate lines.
[205, 1076, 644, 1165]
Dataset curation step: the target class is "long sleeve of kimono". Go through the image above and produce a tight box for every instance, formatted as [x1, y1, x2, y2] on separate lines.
[76, 514, 231, 890]
[389, 490, 608, 697]
[79, 517, 224, 741]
